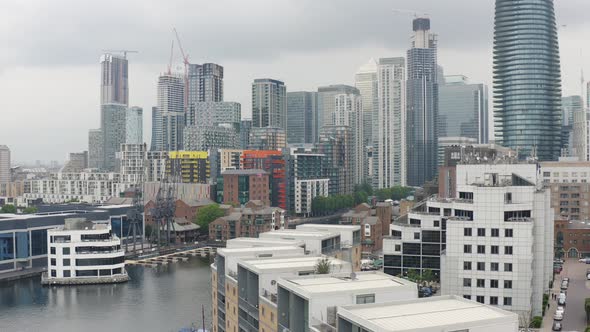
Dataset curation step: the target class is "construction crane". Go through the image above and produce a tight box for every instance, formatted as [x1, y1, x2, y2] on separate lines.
[173, 27, 190, 111]
[101, 49, 139, 58]
[167, 40, 175, 75]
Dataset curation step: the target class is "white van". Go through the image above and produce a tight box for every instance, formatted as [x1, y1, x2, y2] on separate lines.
[558, 293, 567, 305]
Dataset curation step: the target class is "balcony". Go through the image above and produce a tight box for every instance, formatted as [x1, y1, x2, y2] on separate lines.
[392, 221, 421, 228]
[261, 289, 277, 304]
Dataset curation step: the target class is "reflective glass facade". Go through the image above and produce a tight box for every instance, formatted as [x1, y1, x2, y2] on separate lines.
[493, 0, 562, 161]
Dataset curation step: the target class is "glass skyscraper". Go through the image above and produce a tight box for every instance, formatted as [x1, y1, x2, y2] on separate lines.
[286, 91, 317, 144]
[493, 0, 562, 161]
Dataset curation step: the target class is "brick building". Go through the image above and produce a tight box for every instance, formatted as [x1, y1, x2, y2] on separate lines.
[555, 219, 590, 258]
[340, 203, 384, 253]
[208, 200, 286, 241]
[242, 150, 287, 210]
[220, 169, 270, 206]
[144, 197, 215, 242]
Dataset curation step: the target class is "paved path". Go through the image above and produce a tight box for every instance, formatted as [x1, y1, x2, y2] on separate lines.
[542, 259, 589, 331]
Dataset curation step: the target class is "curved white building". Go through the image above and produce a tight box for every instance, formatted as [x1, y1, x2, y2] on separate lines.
[43, 218, 128, 285]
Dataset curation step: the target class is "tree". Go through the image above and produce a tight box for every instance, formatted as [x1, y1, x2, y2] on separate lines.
[405, 269, 421, 283]
[422, 269, 434, 283]
[23, 206, 38, 214]
[144, 224, 154, 241]
[315, 257, 331, 274]
[194, 204, 225, 233]
[0, 205, 16, 213]
[585, 298, 590, 324]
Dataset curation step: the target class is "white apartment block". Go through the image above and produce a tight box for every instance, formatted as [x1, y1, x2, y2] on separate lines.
[0, 145, 10, 183]
[540, 160, 590, 184]
[337, 295, 518, 332]
[45, 219, 127, 285]
[295, 179, 329, 215]
[219, 149, 243, 171]
[375, 57, 406, 188]
[117, 143, 146, 183]
[572, 109, 589, 161]
[333, 93, 364, 185]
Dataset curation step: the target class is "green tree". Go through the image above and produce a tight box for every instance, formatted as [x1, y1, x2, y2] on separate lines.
[405, 269, 421, 282]
[0, 205, 16, 213]
[144, 224, 154, 240]
[315, 257, 331, 274]
[585, 298, 590, 324]
[194, 204, 225, 233]
[23, 206, 38, 214]
[422, 269, 434, 283]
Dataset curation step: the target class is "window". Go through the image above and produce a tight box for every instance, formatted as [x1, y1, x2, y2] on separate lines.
[491, 245, 499, 254]
[50, 258, 56, 266]
[505, 229, 513, 237]
[50, 247, 56, 255]
[543, 172, 550, 177]
[464, 245, 472, 254]
[477, 262, 485, 271]
[463, 278, 472, 287]
[477, 228, 486, 237]
[503, 297, 512, 306]
[476, 296, 484, 304]
[63, 247, 70, 255]
[464, 228, 472, 236]
[490, 296, 498, 305]
[477, 245, 485, 254]
[491, 262, 499, 271]
[395, 245, 401, 252]
[63, 259, 70, 266]
[433, 220, 440, 227]
[477, 279, 485, 287]
[463, 261, 472, 270]
[463, 295, 471, 300]
[261, 307, 265, 316]
[414, 232, 420, 240]
[504, 246, 513, 255]
[490, 279, 499, 288]
[51, 270, 56, 277]
[356, 294, 375, 304]
[504, 193, 512, 203]
[271, 312, 274, 323]
[504, 280, 512, 289]
[491, 228, 499, 237]
[504, 210, 530, 221]
[504, 263, 513, 272]
[63, 270, 71, 278]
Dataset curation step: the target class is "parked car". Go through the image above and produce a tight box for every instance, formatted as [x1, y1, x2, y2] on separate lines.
[587, 272, 590, 280]
[552, 321, 562, 331]
[579, 258, 588, 263]
[558, 293, 567, 305]
[563, 277, 569, 282]
[553, 311, 563, 321]
[556, 306, 565, 315]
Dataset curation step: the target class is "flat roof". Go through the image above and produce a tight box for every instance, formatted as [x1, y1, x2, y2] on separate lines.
[259, 229, 339, 240]
[338, 295, 518, 331]
[297, 224, 361, 231]
[217, 245, 302, 257]
[279, 271, 414, 297]
[226, 237, 305, 249]
[239, 256, 349, 274]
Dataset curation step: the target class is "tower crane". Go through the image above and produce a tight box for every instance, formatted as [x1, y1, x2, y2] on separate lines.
[167, 40, 175, 75]
[173, 27, 190, 112]
[101, 49, 139, 58]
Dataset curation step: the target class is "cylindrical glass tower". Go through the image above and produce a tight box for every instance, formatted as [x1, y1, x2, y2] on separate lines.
[493, 0, 562, 161]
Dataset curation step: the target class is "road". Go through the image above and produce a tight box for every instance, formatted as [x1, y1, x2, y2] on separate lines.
[543, 259, 589, 331]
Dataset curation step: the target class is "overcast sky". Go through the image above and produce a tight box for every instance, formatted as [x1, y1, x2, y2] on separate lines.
[1, 0, 589, 164]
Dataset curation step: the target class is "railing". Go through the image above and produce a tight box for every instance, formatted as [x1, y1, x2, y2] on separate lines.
[392, 221, 421, 228]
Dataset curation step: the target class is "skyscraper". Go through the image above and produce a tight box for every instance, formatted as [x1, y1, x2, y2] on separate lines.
[355, 59, 378, 154]
[376, 57, 406, 189]
[0, 145, 10, 183]
[151, 74, 185, 151]
[333, 92, 363, 185]
[252, 79, 287, 129]
[100, 53, 128, 106]
[438, 75, 488, 143]
[101, 103, 127, 171]
[406, 17, 439, 187]
[286, 91, 317, 144]
[187, 63, 224, 125]
[318, 125, 353, 196]
[494, 0, 562, 161]
[125, 106, 143, 145]
[240, 119, 252, 149]
[317, 85, 359, 134]
[561, 96, 583, 156]
[88, 129, 103, 169]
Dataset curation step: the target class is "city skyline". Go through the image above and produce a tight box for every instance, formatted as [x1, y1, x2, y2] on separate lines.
[1, 0, 589, 163]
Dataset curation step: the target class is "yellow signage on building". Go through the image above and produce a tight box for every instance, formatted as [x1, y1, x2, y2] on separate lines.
[168, 151, 208, 159]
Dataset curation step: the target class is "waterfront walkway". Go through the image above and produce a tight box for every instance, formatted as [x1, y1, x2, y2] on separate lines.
[0, 267, 44, 283]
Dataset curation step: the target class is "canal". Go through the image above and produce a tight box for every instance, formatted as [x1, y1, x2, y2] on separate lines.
[0, 257, 213, 332]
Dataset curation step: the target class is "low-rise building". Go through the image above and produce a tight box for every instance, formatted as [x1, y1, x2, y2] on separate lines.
[540, 161, 590, 221]
[44, 218, 128, 285]
[296, 224, 362, 270]
[337, 295, 518, 332]
[340, 204, 384, 253]
[209, 201, 286, 241]
[277, 271, 418, 331]
[555, 219, 590, 258]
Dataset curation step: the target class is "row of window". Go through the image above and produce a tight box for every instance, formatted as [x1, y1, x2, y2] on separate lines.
[463, 278, 512, 289]
[464, 295, 512, 306]
[50, 267, 123, 278]
[463, 245, 513, 255]
[464, 261, 513, 272]
[464, 228, 513, 237]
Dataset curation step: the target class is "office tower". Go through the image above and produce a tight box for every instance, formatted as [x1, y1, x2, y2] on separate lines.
[318, 125, 353, 196]
[333, 92, 363, 185]
[286, 91, 317, 144]
[248, 127, 287, 151]
[88, 129, 103, 169]
[406, 17, 439, 187]
[317, 85, 359, 133]
[101, 103, 127, 171]
[561, 96, 583, 156]
[355, 59, 379, 183]
[252, 79, 287, 129]
[375, 57, 406, 189]
[125, 106, 143, 144]
[151, 74, 185, 151]
[285, 147, 329, 217]
[242, 150, 287, 209]
[0, 145, 10, 183]
[100, 53, 129, 106]
[494, 0, 562, 161]
[438, 75, 488, 143]
[240, 119, 252, 149]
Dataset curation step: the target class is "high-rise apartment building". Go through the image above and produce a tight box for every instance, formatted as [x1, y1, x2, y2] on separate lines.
[375, 57, 406, 189]
[100, 53, 128, 106]
[248, 127, 287, 151]
[573, 109, 590, 161]
[285, 147, 329, 216]
[333, 92, 363, 185]
[187, 100, 240, 129]
[494, 0, 562, 161]
[0, 145, 10, 183]
[118, 143, 146, 183]
[188, 63, 223, 105]
[355, 59, 379, 183]
[438, 76, 488, 144]
[167, 151, 210, 184]
[406, 17, 439, 187]
[286, 91, 317, 144]
[125, 106, 143, 145]
[242, 150, 287, 210]
[157, 74, 185, 114]
[240, 119, 252, 150]
[151, 74, 185, 151]
[318, 125, 353, 196]
[561, 96, 583, 156]
[317, 85, 359, 134]
[101, 103, 127, 171]
[88, 129, 103, 169]
[183, 125, 239, 151]
[252, 79, 287, 129]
